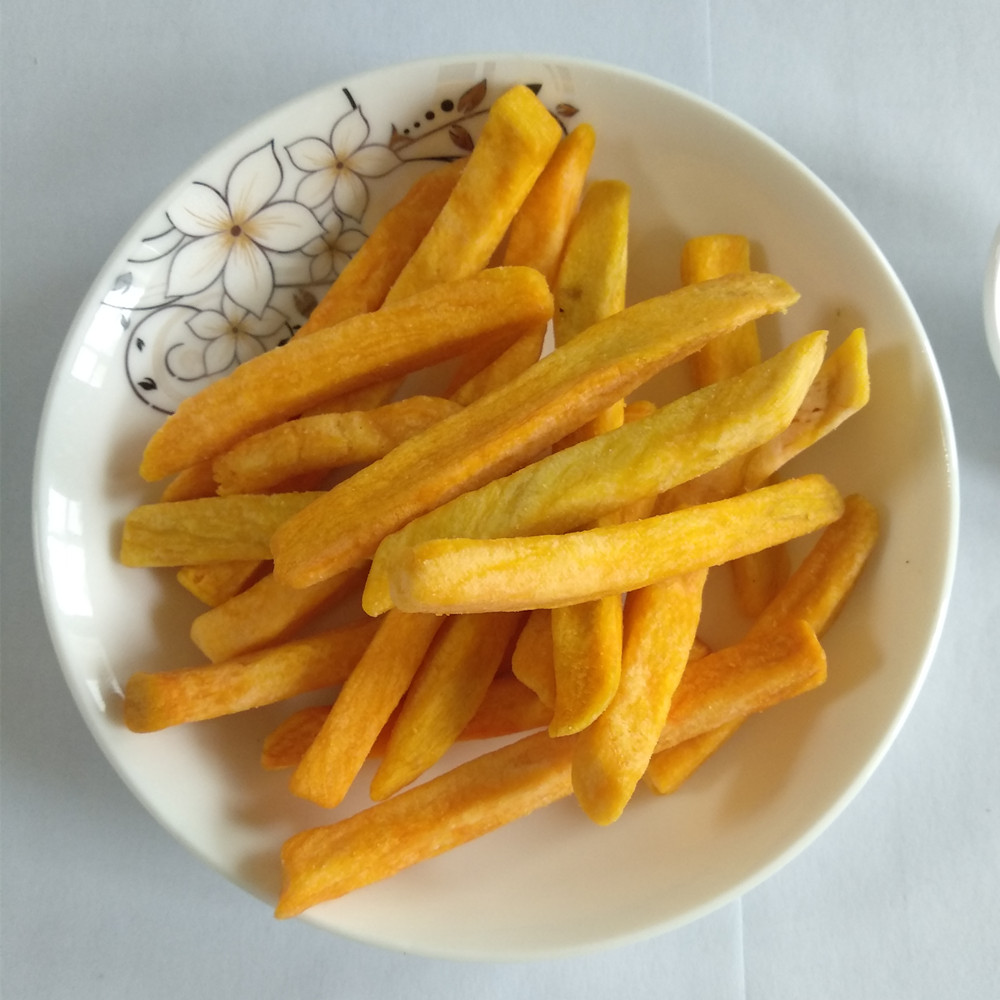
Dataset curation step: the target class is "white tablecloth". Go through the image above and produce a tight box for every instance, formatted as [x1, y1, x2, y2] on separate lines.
[3, 2, 998, 996]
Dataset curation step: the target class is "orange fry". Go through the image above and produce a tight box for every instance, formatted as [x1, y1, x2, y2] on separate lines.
[139, 266, 552, 481]
[654, 617, 827, 753]
[645, 492, 879, 793]
[176, 560, 268, 607]
[260, 674, 551, 771]
[385, 84, 562, 303]
[447, 123, 596, 399]
[362, 299, 820, 616]
[211, 395, 462, 495]
[275, 730, 577, 918]
[510, 608, 556, 707]
[390, 475, 844, 614]
[643, 719, 745, 795]
[572, 569, 707, 824]
[546, 178, 631, 735]
[120, 492, 324, 567]
[295, 159, 466, 338]
[370, 611, 526, 800]
[749, 492, 880, 637]
[190, 564, 365, 663]
[288, 611, 444, 809]
[122, 617, 379, 732]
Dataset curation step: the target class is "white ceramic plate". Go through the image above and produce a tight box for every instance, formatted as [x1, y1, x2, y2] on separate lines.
[33, 54, 958, 960]
[984, 224, 1000, 377]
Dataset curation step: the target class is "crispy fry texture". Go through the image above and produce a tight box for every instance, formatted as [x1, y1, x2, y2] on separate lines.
[390, 475, 845, 614]
[139, 267, 552, 481]
[364, 326, 826, 614]
[123, 618, 378, 732]
[116, 89, 880, 919]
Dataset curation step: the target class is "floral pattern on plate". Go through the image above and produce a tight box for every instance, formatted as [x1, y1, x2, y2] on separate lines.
[110, 80, 578, 414]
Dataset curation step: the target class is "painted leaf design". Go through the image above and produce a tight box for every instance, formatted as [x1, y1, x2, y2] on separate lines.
[449, 124, 475, 152]
[389, 125, 413, 151]
[457, 79, 488, 114]
[136, 338, 145, 351]
[113, 272, 133, 292]
[294, 288, 319, 317]
[138, 378, 157, 391]
[556, 103, 580, 117]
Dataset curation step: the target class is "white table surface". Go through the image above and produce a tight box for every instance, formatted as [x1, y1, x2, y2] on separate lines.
[2, 2, 999, 996]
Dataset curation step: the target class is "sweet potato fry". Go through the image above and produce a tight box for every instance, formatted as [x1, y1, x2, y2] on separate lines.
[260, 674, 551, 770]
[572, 569, 707, 824]
[190, 564, 365, 662]
[295, 159, 466, 338]
[681, 234, 762, 388]
[363, 325, 826, 615]
[749, 492, 880, 637]
[390, 474, 844, 614]
[510, 608, 556, 707]
[384, 84, 562, 303]
[288, 611, 444, 809]
[275, 619, 824, 916]
[545, 179, 631, 735]
[654, 616, 827, 753]
[272, 272, 799, 590]
[176, 560, 268, 607]
[122, 617, 379, 732]
[743, 327, 870, 489]
[681, 233, 786, 615]
[447, 123, 596, 399]
[120, 492, 324, 567]
[645, 493, 879, 793]
[275, 729, 578, 918]
[370, 611, 526, 800]
[139, 266, 553, 481]
[159, 460, 218, 502]
[547, 598, 623, 737]
[643, 719, 744, 794]
[211, 396, 462, 495]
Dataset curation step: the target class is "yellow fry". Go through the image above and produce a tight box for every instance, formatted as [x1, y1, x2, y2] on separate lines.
[547, 597, 623, 737]
[122, 617, 379, 732]
[654, 617, 827, 753]
[744, 327, 870, 489]
[295, 159, 466, 338]
[288, 611, 444, 809]
[275, 730, 577, 918]
[363, 325, 825, 615]
[176, 560, 268, 607]
[159, 460, 218, 501]
[273, 273, 799, 590]
[139, 266, 552, 481]
[370, 611, 526, 800]
[572, 569, 707, 824]
[120, 492, 324, 567]
[750, 492, 880, 637]
[645, 493, 879, 793]
[260, 674, 552, 771]
[504, 123, 596, 285]
[275, 619, 825, 917]
[643, 719, 745, 795]
[384, 85, 562, 303]
[190, 564, 365, 663]
[546, 179, 631, 735]
[211, 396, 462, 495]
[446, 123, 596, 399]
[681, 234, 762, 387]
[553, 179, 630, 346]
[391, 475, 845, 614]
[510, 608, 556, 707]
